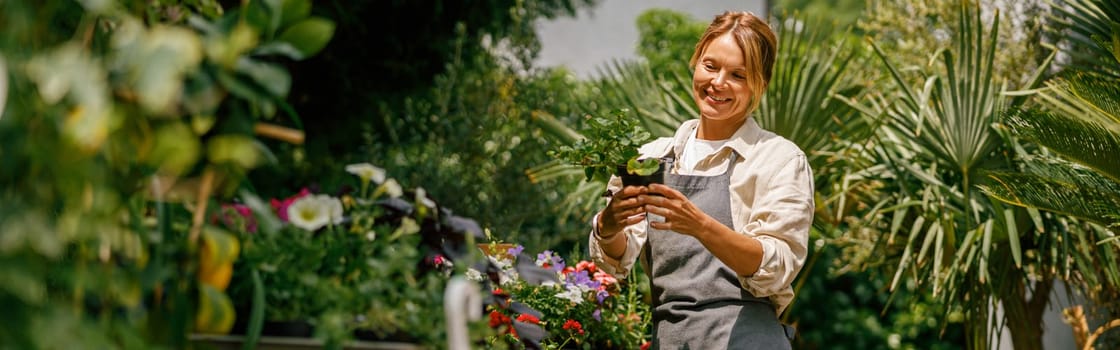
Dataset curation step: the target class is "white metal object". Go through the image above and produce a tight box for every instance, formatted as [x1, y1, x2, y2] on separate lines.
[444, 276, 482, 350]
[0, 55, 7, 120]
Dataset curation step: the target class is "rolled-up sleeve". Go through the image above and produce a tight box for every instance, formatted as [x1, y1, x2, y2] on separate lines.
[738, 154, 814, 315]
[588, 175, 647, 278]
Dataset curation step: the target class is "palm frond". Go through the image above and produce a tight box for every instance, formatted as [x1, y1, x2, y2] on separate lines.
[591, 59, 692, 138]
[980, 166, 1120, 226]
[757, 15, 869, 169]
[1005, 103, 1120, 183]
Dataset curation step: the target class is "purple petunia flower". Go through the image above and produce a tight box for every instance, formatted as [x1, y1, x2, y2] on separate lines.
[596, 289, 609, 304]
[536, 250, 567, 273]
[566, 270, 601, 292]
[507, 244, 524, 257]
[593, 308, 602, 322]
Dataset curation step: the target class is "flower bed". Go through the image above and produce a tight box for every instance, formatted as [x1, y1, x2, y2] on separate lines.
[213, 163, 484, 346]
[474, 242, 651, 349]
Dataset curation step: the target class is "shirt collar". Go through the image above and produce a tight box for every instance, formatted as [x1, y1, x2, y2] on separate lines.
[665, 117, 763, 160]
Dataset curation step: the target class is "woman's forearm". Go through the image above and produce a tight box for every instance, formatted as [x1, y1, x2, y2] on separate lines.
[694, 217, 764, 277]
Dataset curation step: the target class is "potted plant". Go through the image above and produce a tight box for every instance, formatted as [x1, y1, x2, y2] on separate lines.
[550, 109, 669, 187]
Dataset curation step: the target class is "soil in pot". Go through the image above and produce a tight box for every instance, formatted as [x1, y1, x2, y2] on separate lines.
[617, 158, 670, 187]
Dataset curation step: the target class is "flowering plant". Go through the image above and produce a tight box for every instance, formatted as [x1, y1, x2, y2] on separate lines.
[472, 242, 651, 349]
[219, 162, 482, 346]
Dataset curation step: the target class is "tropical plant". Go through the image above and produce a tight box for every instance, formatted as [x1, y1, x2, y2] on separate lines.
[979, 0, 1120, 346]
[835, 1, 1108, 348]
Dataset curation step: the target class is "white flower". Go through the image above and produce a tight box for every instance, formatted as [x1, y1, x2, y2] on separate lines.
[320, 195, 344, 224]
[555, 286, 584, 305]
[465, 268, 484, 282]
[415, 187, 436, 209]
[288, 194, 344, 231]
[382, 178, 403, 198]
[287, 196, 331, 231]
[391, 217, 419, 237]
[345, 163, 386, 184]
[365, 231, 376, 241]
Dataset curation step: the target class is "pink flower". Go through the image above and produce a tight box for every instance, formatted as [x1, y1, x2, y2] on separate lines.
[594, 271, 618, 288]
[212, 203, 257, 233]
[576, 261, 597, 273]
[269, 188, 311, 222]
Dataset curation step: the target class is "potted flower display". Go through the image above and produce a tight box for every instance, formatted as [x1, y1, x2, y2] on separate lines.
[472, 240, 652, 349]
[550, 109, 668, 187]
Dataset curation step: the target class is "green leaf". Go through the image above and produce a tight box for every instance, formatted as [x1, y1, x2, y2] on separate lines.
[235, 57, 291, 98]
[149, 122, 201, 176]
[207, 134, 261, 169]
[626, 157, 660, 176]
[279, 0, 312, 29]
[276, 17, 335, 60]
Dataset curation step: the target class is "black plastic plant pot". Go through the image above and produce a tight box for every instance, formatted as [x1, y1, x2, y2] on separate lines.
[617, 159, 668, 187]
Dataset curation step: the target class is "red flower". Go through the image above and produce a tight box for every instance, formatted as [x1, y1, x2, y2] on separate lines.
[562, 319, 584, 335]
[488, 310, 511, 328]
[269, 188, 311, 222]
[516, 314, 540, 325]
[640, 341, 651, 350]
[561, 266, 575, 275]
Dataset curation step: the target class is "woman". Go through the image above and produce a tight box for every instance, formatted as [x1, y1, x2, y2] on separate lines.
[588, 11, 813, 349]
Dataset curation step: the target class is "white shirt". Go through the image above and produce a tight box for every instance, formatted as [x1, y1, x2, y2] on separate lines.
[680, 129, 729, 172]
[589, 118, 814, 315]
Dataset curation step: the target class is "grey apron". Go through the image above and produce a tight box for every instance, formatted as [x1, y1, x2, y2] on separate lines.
[645, 152, 792, 350]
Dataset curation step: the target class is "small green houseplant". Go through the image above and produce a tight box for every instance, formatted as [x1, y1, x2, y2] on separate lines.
[550, 109, 667, 187]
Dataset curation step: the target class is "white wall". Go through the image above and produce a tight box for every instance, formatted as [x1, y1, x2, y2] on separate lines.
[534, 0, 767, 79]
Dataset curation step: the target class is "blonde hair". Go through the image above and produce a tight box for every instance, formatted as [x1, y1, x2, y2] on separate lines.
[688, 11, 777, 116]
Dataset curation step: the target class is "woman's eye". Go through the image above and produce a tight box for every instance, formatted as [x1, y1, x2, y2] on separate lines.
[704, 64, 716, 71]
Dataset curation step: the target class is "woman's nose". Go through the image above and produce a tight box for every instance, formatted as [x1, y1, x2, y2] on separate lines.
[711, 72, 728, 88]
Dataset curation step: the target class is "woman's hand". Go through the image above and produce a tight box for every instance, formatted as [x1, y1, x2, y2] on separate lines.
[598, 185, 648, 237]
[641, 184, 716, 237]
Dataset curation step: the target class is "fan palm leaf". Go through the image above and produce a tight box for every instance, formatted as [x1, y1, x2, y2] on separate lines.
[757, 15, 869, 170]
[983, 163, 1120, 226]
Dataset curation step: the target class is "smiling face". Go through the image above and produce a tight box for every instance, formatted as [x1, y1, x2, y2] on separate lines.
[692, 33, 752, 126]
[686, 12, 776, 140]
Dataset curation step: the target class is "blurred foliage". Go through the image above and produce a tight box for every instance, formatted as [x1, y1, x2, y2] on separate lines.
[636, 9, 707, 78]
[0, 0, 334, 347]
[857, 0, 1052, 88]
[772, 0, 865, 28]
